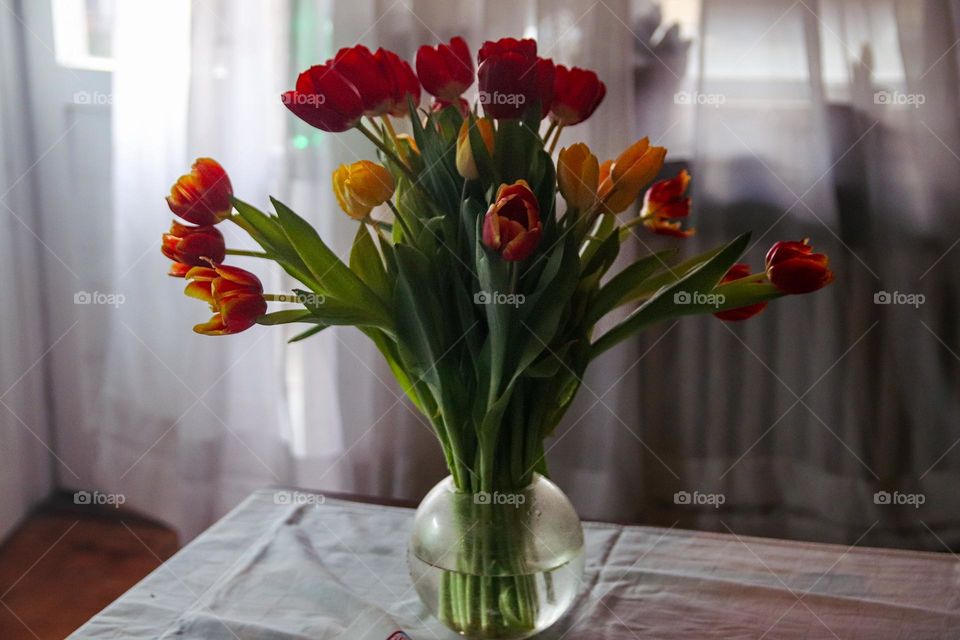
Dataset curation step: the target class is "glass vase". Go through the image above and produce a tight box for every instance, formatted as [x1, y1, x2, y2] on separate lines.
[408, 474, 584, 639]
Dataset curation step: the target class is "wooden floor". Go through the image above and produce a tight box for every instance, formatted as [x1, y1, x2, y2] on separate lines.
[0, 493, 179, 639]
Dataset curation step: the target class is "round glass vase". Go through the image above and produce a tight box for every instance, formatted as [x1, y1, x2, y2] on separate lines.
[408, 474, 585, 639]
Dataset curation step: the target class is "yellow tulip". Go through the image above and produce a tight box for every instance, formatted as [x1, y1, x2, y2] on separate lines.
[557, 143, 599, 211]
[597, 137, 666, 214]
[456, 118, 495, 180]
[332, 160, 396, 220]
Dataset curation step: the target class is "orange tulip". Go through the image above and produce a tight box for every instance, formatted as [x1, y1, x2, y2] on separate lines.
[161, 221, 226, 277]
[482, 180, 542, 261]
[456, 118, 494, 180]
[641, 170, 694, 237]
[166, 158, 234, 226]
[557, 143, 599, 211]
[597, 137, 666, 214]
[184, 264, 267, 335]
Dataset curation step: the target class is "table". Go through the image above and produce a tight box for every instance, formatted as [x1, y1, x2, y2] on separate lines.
[70, 488, 960, 639]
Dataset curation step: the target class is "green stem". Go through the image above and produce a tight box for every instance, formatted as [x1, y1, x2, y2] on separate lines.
[385, 200, 416, 241]
[547, 124, 564, 154]
[542, 120, 557, 145]
[356, 121, 417, 183]
[225, 248, 270, 258]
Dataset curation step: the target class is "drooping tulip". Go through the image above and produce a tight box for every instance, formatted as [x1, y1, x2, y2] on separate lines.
[184, 264, 267, 335]
[597, 137, 667, 214]
[550, 65, 606, 126]
[166, 158, 234, 226]
[332, 160, 396, 220]
[456, 118, 495, 180]
[416, 37, 473, 102]
[765, 239, 834, 294]
[641, 170, 694, 237]
[161, 221, 225, 277]
[282, 63, 364, 132]
[713, 264, 769, 322]
[482, 180, 542, 261]
[557, 143, 600, 211]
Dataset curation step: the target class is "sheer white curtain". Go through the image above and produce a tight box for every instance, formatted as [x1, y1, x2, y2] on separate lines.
[0, 4, 53, 540]
[92, 0, 960, 547]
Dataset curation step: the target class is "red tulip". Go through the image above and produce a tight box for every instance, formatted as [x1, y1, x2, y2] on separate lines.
[550, 65, 606, 126]
[281, 63, 364, 132]
[416, 36, 473, 101]
[713, 263, 769, 322]
[161, 221, 225, 277]
[166, 158, 233, 226]
[765, 239, 834, 294]
[477, 38, 554, 119]
[374, 48, 421, 117]
[330, 45, 393, 116]
[184, 264, 267, 335]
[641, 170, 694, 238]
[482, 180, 542, 261]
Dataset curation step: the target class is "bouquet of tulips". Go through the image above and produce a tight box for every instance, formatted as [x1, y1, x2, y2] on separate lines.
[162, 36, 833, 636]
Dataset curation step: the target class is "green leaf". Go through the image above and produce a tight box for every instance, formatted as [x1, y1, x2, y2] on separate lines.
[586, 249, 677, 324]
[294, 289, 390, 330]
[590, 233, 751, 358]
[288, 325, 327, 343]
[232, 197, 320, 289]
[349, 224, 392, 305]
[392, 244, 447, 387]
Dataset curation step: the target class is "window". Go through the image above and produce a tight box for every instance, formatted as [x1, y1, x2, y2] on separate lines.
[52, 0, 115, 71]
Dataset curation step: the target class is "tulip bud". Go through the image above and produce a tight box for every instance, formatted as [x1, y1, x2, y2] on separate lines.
[184, 264, 267, 335]
[482, 180, 542, 261]
[161, 221, 226, 277]
[640, 170, 694, 237]
[557, 143, 599, 211]
[713, 264, 769, 322]
[765, 239, 834, 294]
[597, 138, 666, 214]
[456, 118, 494, 180]
[332, 160, 396, 220]
[166, 158, 234, 226]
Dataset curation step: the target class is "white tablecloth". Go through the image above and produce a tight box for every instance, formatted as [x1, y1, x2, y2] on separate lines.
[70, 489, 960, 639]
